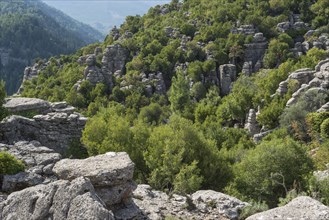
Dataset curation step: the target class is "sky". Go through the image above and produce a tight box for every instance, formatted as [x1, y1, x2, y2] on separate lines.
[42, 0, 171, 34]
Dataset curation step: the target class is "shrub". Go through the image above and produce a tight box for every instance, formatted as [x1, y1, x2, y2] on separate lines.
[321, 118, 329, 139]
[0, 152, 25, 175]
[64, 138, 89, 159]
[239, 201, 269, 220]
[230, 137, 313, 207]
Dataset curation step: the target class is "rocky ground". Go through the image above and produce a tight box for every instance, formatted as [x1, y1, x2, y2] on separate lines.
[0, 98, 329, 219]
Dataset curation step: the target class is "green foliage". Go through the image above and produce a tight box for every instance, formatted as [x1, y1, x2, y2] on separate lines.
[229, 137, 313, 206]
[239, 201, 269, 220]
[321, 119, 329, 139]
[309, 176, 329, 206]
[264, 39, 291, 68]
[169, 71, 191, 115]
[0, 1, 102, 94]
[0, 151, 25, 175]
[64, 138, 89, 159]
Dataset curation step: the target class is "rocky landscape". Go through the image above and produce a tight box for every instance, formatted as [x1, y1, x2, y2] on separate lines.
[0, 98, 328, 219]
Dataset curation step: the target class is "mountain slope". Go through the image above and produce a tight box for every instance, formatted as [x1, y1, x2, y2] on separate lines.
[0, 0, 104, 94]
[19, 0, 329, 209]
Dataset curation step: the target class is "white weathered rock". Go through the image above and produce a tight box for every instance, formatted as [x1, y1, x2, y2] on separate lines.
[246, 196, 329, 220]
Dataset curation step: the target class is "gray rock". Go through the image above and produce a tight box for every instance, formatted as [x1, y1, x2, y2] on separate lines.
[244, 109, 260, 136]
[276, 80, 288, 96]
[101, 43, 129, 89]
[0, 112, 86, 154]
[318, 102, 329, 112]
[0, 177, 113, 220]
[53, 152, 134, 187]
[96, 181, 136, 208]
[128, 184, 246, 220]
[67, 192, 114, 220]
[246, 196, 329, 220]
[220, 64, 236, 96]
[277, 22, 291, 32]
[0, 141, 61, 169]
[2, 172, 44, 193]
[288, 68, 315, 85]
[192, 190, 248, 220]
[3, 97, 51, 114]
[243, 38, 267, 74]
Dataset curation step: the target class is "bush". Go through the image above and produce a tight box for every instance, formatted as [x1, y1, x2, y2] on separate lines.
[321, 118, 329, 139]
[0, 152, 25, 175]
[230, 137, 313, 207]
[64, 138, 89, 159]
[239, 201, 269, 220]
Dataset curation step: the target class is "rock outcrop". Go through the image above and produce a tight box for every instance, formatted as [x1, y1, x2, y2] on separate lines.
[275, 59, 329, 107]
[1, 97, 85, 155]
[246, 196, 329, 220]
[4, 97, 75, 115]
[243, 32, 267, 75]
[220, 64, 237, 96]
[0, 177, 114, 220]
[244, 109, 260, 136]
[0, 141, 61, 192]
[121, 185, 247, 220]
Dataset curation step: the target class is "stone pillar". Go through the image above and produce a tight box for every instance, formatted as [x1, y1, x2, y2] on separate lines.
[244, 109, 260, 135]
[220, 64, 236, 96]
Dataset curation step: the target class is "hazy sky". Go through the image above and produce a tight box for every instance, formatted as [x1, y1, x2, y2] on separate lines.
[42, 0, 171, 34]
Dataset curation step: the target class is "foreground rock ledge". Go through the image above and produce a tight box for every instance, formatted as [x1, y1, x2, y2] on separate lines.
[246, 196, 329, 220]
[53, 152, 135, 187]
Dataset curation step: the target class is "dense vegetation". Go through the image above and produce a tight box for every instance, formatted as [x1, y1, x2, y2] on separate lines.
[17, 0, 329, 212]
[0, 0, 103, 94]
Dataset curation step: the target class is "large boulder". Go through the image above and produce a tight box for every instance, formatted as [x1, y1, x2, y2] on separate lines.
[53, 152, 136, 209]
[246, 196, 329, 220]
[53, 152, 134, 187]
[0, 177, 114, 220]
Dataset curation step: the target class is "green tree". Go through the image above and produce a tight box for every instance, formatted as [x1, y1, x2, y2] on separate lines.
[229, 137, 313, 207]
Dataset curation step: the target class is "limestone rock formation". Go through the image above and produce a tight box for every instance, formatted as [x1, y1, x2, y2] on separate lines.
[84, 54, 104, 85]
[318, 102, 329, 112]
[244, 109, 260, 136]
[4, 97, 75, 115]
[53, 152, 136, 209]
[246, 196, 329, 220]
[0, 177, 114, 220]
[243, 32, 267, 75]
[220, 64, 236, 96]
[125, 184, 247, 220]
[0, 112, 87, 154]
[0, 141, 61, 174]
[102, 44, 129, 83]
[53, 152, 134, 187]
[273, 59, 329, 107]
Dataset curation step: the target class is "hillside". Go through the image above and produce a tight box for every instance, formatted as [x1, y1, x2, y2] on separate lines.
[12, 0, 329, 215]
[0, 0, 104, 95]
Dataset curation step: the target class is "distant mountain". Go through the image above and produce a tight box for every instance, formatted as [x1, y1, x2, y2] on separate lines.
[42, 0, 171, 34]
[0, 0, 104, 94]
